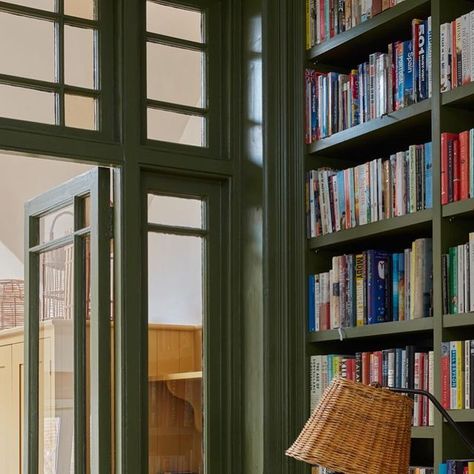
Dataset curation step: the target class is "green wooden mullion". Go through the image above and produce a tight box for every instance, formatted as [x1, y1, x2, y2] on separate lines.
[29, 234, 74, 254]
[89, 167, 112, 474]
[147, 222, 207, 237]
[0, 73, 58, 93]
[73, 233, 87, 474]
[147, 99, 208, 116]
[146, 31, 207, 52]
[24, 214, 40, 474]
[57, 0, 65, 127]
[0, 1, 98, 27]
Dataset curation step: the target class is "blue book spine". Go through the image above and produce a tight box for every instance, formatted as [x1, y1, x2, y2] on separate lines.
[368, 250, 389, 324]
[404, 40, 414, 106]
[396, 348, 403, 387]
[337, 171, 346, 230]
[419, 20, 428, 100]
[347, 255, 355, 327]
[425, 142, 433, 208]
[396, 43, 404, 110]
[308, 275, 315, 332]
[438, 463, 447, 474]
[398, 252, 405, 320]
[392, 253, 399, 321]
[349, 169, 356, 228]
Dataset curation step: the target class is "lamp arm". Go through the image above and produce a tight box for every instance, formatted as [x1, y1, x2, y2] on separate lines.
[389, 387, 474, 457]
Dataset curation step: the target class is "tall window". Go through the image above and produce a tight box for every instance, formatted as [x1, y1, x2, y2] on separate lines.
[0, 0, 100, 130]
[146, 1, 207, 147]
[147, 194, 205, 473]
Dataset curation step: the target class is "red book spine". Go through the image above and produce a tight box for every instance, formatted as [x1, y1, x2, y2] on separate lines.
[454, 138, 461, 201]
[320, 0, 325, 43]
[460, 130, 470, 200]
[377, 351, 383, 384]
[329, 0, 335, 39]
[372, 0, 382, 16]
[441, 133, 458, 204]
[362, 352, 370, 385]
[344, 169, 350, 230]
[441, 349, 450, 409]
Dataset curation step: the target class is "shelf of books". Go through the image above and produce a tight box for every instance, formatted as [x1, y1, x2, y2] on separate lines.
[303, 0, 474, 472]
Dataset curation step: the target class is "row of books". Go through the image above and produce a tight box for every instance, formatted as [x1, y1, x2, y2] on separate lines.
[441, 340, 474, 410]
[441, 10, 474, 92]
[305, 0, 405, 49]
[441, 130, 474, 205]
[442, 234, 474, 315]
[308, 239, 433, 331]
[304, 18, 432, 143]
[440, 460, 474, 474]
[312, 469, 434, 474]
[305, 143, 432, 237]
[310, 348, 434, 426]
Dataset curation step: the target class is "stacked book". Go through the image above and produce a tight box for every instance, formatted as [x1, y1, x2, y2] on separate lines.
[304, 18, 432, 143]
[441, 340, 474, 410]
[439, 460, 474, 473]
[441, 130, 474, 205]
[310, 347, 434, 426]
[308, 239, 433, 332]
[312, 469, 434, 474]
[306, 0, 406, 49]
[442, 234, 474, 315]
[440, 10, 474, 92]
[306, 143, 433, 238]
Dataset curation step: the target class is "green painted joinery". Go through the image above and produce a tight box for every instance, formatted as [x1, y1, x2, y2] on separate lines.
[1, 0, 255, 471]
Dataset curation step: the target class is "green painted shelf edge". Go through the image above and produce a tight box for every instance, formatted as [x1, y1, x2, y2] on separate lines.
[307, 99, 431, 156]
[442, 82, 474, 108]
[307, 0, 431, 64]
[443, 313, 474, 328]
[411, 426, 435, 439]
[447, 410, 474, 423]
[309, 209, 433, 251]
[307, 318, 433, 343]
[442, 199, 474, 218]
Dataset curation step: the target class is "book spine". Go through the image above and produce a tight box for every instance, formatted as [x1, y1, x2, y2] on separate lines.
[309, 275, 316, 332]
[392, 253, 399, 321]
[450, 341, 458, 410]
[425, 142, 433, 208]
[441, 342, 450, 409]
[456, 340, 464, 409]
[429, 350, 434, 425]
[460, 131, 470, 201]
[440, 23, 451, 92]
[466, 340, 471, 409]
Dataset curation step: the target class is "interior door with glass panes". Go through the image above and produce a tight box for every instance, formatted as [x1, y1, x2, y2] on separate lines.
[24, 167, 112, 474]
[145, 174, 224, 474]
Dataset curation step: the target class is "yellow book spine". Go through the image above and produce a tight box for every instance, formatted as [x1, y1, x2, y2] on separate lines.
[333, 355, 341, 379]
[456, 340, 464, 409]
[468, 461, 474, 474]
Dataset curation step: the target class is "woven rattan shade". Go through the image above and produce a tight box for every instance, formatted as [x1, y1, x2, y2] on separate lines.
[286, 378, 413, 474]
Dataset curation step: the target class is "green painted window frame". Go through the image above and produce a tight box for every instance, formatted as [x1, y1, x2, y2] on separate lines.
[143, 0, 224, 159]
[0, 0, 116, 140]
[142, 172, 231, 473]
[24, 167, 112, 474]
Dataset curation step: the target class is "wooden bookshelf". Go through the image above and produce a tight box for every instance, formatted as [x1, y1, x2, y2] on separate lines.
[308, 318, 434, 343]
[442, 199, 474, 218]
[307, 0, 431, 65]
[308, 99, 432, 157]
[309, 209, 432, 251]
[301, 1, 474, 472]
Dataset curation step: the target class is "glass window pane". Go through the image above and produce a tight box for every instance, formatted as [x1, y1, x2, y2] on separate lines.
[4, 0, 55, 11]
[39, 204, 75, 245]
[146, 1, 203, 43]
[65, 94, 97, 130]
[65, 0, 95, 20]
[0, 12, 55, 82]
[147, 42, 204, 108]
[148, 195, 203, 229]
[148, 232, 204, 473]
[65, 26, 96, 89]
[0, 84, 56, 125]
[147, 108, 205, 147]
[38, 244, 74, 473]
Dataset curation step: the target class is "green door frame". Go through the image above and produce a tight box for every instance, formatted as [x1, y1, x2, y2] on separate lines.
[24, 168, 112, 474]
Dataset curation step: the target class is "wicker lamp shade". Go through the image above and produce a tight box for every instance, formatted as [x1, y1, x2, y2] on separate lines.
[286, 378, 414, 474]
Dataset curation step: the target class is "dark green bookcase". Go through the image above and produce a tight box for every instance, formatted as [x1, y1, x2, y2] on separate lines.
[303, 0, 474, 472]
